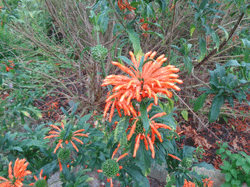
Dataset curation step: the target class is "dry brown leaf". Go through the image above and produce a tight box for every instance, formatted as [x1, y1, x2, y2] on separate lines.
[194, 136, 213, 149]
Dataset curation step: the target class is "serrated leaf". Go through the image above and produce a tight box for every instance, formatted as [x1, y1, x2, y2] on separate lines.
[114, 118, 128, 143]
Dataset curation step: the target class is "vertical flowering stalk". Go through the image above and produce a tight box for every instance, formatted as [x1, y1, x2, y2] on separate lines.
[101, 51, 183, 158]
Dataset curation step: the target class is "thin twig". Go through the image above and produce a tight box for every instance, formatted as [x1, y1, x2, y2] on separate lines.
[173, 90, 221, 139]
[167, 1, 176, 64]
[23, 67, 75, 98]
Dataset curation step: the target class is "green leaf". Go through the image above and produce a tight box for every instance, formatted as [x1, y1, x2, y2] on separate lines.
[140, 102, 150, 132]
[225, 150, 231, 157]
[230, 169, 238, 178]
[242, 38, 250, 48]
[220, 161, 231, 171]
[23, 124, 33, 133]
[209, 95, 224, 122]
[78, 113, 92, 125]
[21, 110, 31, 118]
[221, 182, 231, 187]
[194, 162, 214, 170]
[224, 60, 240, 67]
[242, 165, 250, 174]
[199, 37, 207, 60]
[9, 146, 23, 152]
[123, 165, 144, 182]
[231, 179, 241, 186]
[144, 30, 164, 40]
[211, 31, 220, 49]
[139, 177, 150, 187]
[194, 93, 208, 111]
[190, 23, 196, 37]
[117, 56, 133, 67]
[114, 118, 125, 143]
[126, 29, 141, 55]
[181, 110, 188, 121]
[236, 158, 246, 166]
[218, 26, 229, 40]
[26, 140, 47, 148]
[225, 172, 232, 182]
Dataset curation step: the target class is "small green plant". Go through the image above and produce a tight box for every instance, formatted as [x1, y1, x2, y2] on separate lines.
[216, 142, 250, 187]
[165, 144, 214, 187]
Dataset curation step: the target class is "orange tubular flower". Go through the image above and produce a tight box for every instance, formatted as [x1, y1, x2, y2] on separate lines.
[102, 51, 182, 121]
[97, 147, 128, 187]
[183, 179, 196, 187]
[29, 169, 47, 186]
[139, 18, 149, 37]
[127, 104, 172, 158]
[0, 158, 31, 187]
[44, 122, 88, 153]
[202, 178, 213, 187]
[117, 0, 136, 11]
[168, 154, 182, 161]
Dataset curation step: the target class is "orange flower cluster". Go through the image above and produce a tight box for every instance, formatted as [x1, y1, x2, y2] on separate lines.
[117, 0, 136, 11]
[127, 103, 172, 158]
[202, 178, 213, 187]
[183, 178, 213, 187]
[183, 179, 196, 187]
[139, 18, 149, 37]
[102, 51, 183, 122]
[29, 169, 46, 186]
[0, 158, 31, 187]
[44, 122, 88, 153]
[2, 60, 15, 72]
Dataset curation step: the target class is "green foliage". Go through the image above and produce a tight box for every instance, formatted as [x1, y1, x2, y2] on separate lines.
[35, 179, 48, 187]
[165, 143, 214, 187]
[172, 38, 193, 73]
[57, 148, 71, 162]
[194, 59, 250, 122]
[216, 142, 250, 186]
